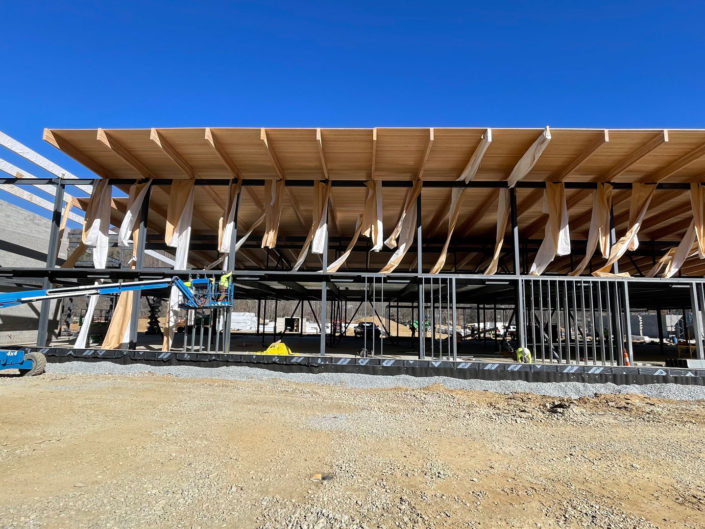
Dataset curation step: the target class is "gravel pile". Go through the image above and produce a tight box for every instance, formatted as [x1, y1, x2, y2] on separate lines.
[46, 361, 705, 401]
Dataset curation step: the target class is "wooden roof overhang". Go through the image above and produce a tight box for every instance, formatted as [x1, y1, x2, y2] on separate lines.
[44, 127, 705, 276]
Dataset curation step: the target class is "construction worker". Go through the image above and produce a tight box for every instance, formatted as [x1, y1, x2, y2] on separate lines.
[218, 271, 232, 302]
[515, 347, 533, 363]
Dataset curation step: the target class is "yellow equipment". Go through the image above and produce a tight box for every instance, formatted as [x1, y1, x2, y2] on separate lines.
[256, 341, 297, 356]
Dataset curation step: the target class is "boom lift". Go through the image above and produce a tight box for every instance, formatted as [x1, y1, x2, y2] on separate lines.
[0, 275, 234, 376]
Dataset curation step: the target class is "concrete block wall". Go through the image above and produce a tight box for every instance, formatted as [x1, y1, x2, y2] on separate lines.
[0, 198, 67, 345]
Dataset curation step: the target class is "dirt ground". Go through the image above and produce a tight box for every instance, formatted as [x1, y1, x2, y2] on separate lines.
[1, 373, 704, 529]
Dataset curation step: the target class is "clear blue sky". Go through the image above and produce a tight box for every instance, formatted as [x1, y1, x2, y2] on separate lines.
[1, 1, 704, 182]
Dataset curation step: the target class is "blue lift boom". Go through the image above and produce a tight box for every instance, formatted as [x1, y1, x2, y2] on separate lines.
[0, 275, 233, 376]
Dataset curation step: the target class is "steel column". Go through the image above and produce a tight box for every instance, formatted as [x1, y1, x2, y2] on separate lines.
[417, 192, 425, 359]
[622, 281, 634, 364]
[510, 188, 526, 348]
[128, 183, 151, 349]
[37, 181, 65, 347]
[690, 283, 704, 360]
[451, 277, 457, 361]
[319, 200, 329, 356]
[223, 186, 241, 354]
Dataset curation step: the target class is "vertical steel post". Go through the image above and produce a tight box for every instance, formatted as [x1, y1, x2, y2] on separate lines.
[418, 278, 425, 359]
[529, 280, 537, 357]
[538, 280, 546, 362]
[622, 281, 634, 364]
[555, 281, 562, 362]
[300, 301, 304, 336]
[129, 182, 151, 349]
[700, 284, 705, 359]
[510, 188, 526, 348]
[451, 277, 457, 361]
[612, 282, 625, 364]
[416, 192, 425, 359]
[430, 278, 435, 358]
[380, 277, 384, 357]
[206, 308, 213, 352]
[656, 307, 665, 355]
[588, 282, 597, 365]
[214, 308, 220, 353]
[597, 283, 606, 365]
[607, 207, 625, 364]
[604, 283, 614, 364]
[319, 200, 329, 356]
[563, 281, 571, 363]
[372, 276, 376, 356]
[610, 205, 619, 274]
[446, 278, 451, 359]
[37, 180, 65, 347]
[273, 298, 279, 343]
[223, 187, 241, 355]
[690, 282, 704, 360]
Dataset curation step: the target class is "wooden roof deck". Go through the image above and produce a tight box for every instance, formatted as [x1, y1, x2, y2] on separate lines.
[45, 127, 705, 275]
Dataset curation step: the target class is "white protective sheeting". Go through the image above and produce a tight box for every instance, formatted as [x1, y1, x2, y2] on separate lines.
[594, 183, 656, 276]
[234, 214, 266, 254]
[691, 182, 705, 258]
[117, 181, 151, 251]
[327, 216, 363, 273]
[381, 181, 422, 273]
[569, 184, 612, 276]
[162, 181, 195, 351]
[262, 179, 285, 249]
[507, 127, 551, 188]
[484, 189, 510, 275]
[429, 129, 493, 274]
[430, 188, 466, 274]
[218, 181, 242, 268]
[365, 180, 384, 252]
[102, 181, 151, 348]
[75, 180, 112, 348]
[457, 129, 492, 183]
[326, 181, 382, 273]
[529, 183, 571, 276]
[292, 181, 330, 271]
[646, 183, 705, 278]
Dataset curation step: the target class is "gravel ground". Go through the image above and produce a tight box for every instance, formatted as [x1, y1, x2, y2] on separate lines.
[46, 360, 705, 400]
[2, 369, 704, 528]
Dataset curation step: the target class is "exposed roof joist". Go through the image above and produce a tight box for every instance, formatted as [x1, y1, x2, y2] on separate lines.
[98, 129, 157, 180]
[260, 128, 307, 230]
[150, 128, 225, 209]
[316, 128, 339, 235]
[517, 129, 609, 220]
[594, 130, 669, 183]
[204, 127, 264, 210]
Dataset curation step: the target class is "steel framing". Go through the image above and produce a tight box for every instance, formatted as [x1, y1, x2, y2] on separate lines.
[2, 176, 705, 365]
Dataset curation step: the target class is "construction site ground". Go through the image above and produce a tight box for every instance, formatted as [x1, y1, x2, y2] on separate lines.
[1, 366, 704, 528]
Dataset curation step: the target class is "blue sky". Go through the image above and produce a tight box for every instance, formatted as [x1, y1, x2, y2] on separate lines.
[1, 1, 704, 218]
